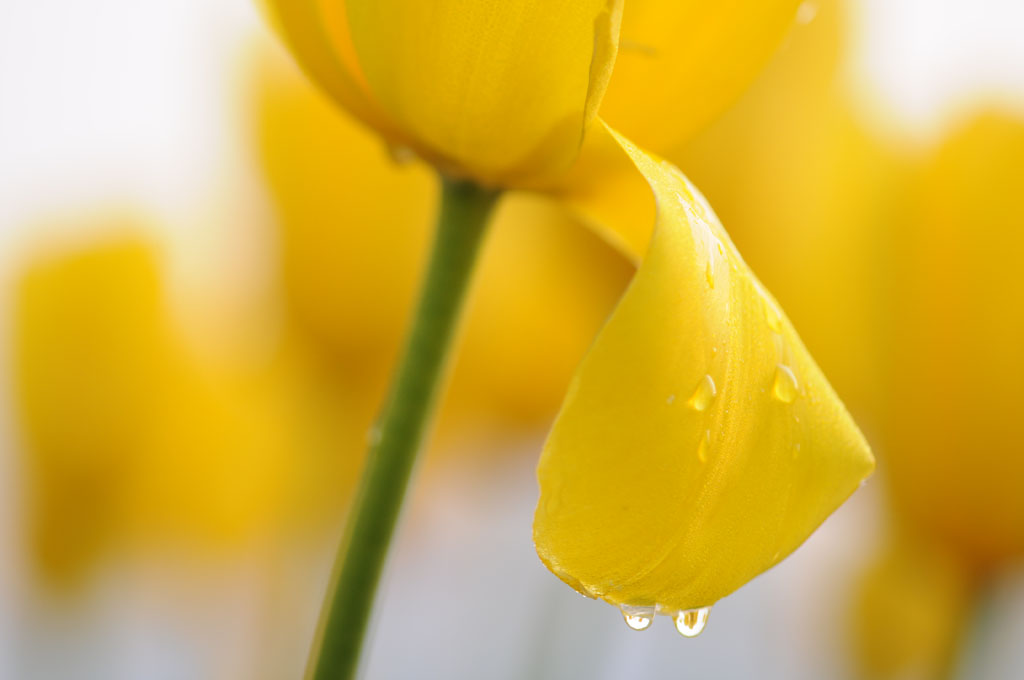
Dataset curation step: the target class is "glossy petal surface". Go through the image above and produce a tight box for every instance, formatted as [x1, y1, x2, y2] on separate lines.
[259, 0, 402, 142]
[340, 0, 622, 184]
[534, 131, 874, 612]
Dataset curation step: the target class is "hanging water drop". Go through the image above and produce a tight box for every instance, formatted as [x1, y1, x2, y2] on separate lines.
[687, 374, 717, 412]
[772, 364, 799, 404]
[621, 605, 655, 631]
[675, 607, 711, 637]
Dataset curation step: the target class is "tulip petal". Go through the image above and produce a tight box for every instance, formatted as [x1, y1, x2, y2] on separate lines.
[258, 0, 406, 144]
[339, 0, 623, 184]
[534, 129, 874, 613]
[600, 0, 802, 152]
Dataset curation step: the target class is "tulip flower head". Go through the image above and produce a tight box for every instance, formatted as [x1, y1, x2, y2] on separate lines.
[261, 0, 802, 187]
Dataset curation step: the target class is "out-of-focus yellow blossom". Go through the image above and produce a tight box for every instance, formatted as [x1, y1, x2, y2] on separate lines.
[14, 235, 172, 582]
[533, 129, 874, 615]
[853, 537, 975, 679]
[12, 229, 363, 583]
[853, 114, 1024, 677]
[253, 43, 633, 435]
[260, 0, 800, 187]
[881, 112, 1024, 571]
[600, 0, 802, 153]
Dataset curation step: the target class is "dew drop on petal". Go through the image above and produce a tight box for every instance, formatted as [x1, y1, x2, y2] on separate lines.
[705, 258, 715, 288]
[621, 605, 655, 631]
[764, 299, 783, 333]
[675, 607, 711, 637]
[687, 374, 717, 412]
[697, 429, 711, 463]
[667, 394, 676, 405]
[772, 364, 799, 404]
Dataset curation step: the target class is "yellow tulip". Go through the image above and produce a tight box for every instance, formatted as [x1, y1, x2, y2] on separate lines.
[533, 129, 874, 617]
[260, 0, 800, 187]
[261, 0, 622, 185]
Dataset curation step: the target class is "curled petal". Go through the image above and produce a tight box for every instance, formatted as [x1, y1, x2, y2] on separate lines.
[534, 127, 874, 613]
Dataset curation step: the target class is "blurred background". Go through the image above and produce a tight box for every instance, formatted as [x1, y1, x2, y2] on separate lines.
[2, 0, 1024, 678]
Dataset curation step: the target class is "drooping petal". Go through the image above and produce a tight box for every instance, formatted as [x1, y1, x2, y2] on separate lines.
[599, 0, 802, 152]
[339, 0, 623, 184]
[534, 128, 874, 613]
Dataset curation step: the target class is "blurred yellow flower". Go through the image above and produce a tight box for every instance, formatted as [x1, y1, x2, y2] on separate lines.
[260, 0, 800, 187]
[854, 112, 1024, 676]
[881, 112, 1024, 571]
[12, 227, 365, 583]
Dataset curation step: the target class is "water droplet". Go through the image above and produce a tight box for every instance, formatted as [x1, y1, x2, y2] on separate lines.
[796, 2, 818, 25]
[705, 258, 715, 288]
[697, 430, 711, 463]
[793, 442, 802, 459]
[772, 364, 799, 403]
[764, 300, 782, 332]
[687, 374, 717, 412]
[772, 365, 800, 403]
[675, 607, 711, 637]
[621, 605, 655, 631]
[716, 240, 725, 256]
[666, 394, 676, 405]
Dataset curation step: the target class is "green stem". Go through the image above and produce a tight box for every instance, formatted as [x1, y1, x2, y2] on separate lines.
[308, 178, 499, 680]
